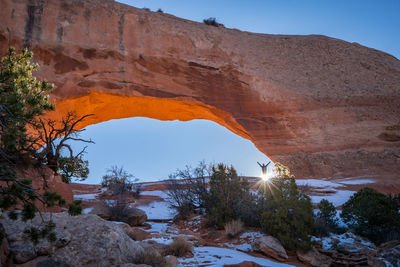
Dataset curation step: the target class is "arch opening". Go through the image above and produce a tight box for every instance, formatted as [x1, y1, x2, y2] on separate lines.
[43, 91, 273, 183]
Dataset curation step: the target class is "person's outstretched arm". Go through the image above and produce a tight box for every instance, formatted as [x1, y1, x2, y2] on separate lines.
[257, 162, 262, 167]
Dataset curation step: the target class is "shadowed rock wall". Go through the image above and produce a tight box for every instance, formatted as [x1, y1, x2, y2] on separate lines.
[1, 0, 399, 180]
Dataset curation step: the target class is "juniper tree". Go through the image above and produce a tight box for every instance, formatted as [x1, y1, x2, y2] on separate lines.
[341, 187, 400, 244]
[205, 164, 251, 228]
[314, 199, 339, 237]
[260, 163, 314, 250]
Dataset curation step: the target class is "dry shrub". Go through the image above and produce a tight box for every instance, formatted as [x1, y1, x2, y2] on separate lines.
[134, 248, 166, 267]
[224, 220, 244, 238]
[166, 237, 193, 257]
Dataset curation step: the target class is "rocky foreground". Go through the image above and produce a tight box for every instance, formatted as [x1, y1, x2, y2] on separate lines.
[1, 211, 399, 267]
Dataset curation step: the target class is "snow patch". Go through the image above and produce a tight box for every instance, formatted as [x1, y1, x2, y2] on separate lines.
[295, 179, 342, 188]
[82, 207, 93, 214]
[309, 190, 356, 206]
[73, 193, 98, 200]
[335, 179, 375, 185]
[179, 246, 293, 267]
[136, 200, 177, 220]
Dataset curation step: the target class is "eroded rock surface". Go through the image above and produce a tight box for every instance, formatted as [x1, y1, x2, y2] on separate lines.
[1, 0, 400, 180]
[251, 235, 288, 261]
[0, 213, 145, 266]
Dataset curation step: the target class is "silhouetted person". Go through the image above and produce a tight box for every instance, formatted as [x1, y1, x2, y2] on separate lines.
[258, 161, 271, 175]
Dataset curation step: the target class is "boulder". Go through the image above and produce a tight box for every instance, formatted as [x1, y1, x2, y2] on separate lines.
[121, 207, 147, 226]
[251, 236, 288, 261]
[0, 212, 147, 266]
[297, 247, 332, 267]
[90, 203, 111, 219]
[90, 204, 147, 226]
[368, 240, 400, 267]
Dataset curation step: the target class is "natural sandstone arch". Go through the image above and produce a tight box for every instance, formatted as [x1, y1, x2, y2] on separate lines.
[1, 0, 399, 180]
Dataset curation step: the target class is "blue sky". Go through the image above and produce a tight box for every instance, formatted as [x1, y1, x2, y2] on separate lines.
[70, 1, 399, 184]
[120, 0, 400, 59]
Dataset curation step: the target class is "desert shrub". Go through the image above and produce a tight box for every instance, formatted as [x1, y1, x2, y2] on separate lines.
[314, 199, 340, 237]
[166, 161, 210, 219]
[224, 220, 244, 238]
[260, 163, 314, 251]
[341, 187, 400, 244]
[165, 237, 193, 257]
[157, 8, 163, 13]
[101, 166, 141, 198]
[107, 201, 131, 221]
[205, 164, 251, 228]
[203, 17, 224, 27]
[68, 200, 83, 216]
[134, 248, 166, 267]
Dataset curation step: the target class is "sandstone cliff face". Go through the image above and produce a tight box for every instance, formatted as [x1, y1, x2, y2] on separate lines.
[1, 0, 399, 180]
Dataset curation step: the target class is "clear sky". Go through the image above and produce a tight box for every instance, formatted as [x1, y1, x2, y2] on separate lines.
[69, 1, 399, 184]
[71, 118, 269, 184]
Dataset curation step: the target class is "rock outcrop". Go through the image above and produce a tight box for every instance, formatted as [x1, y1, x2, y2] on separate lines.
[368, 240, 400, 267]
[251, 236, 288, 261]
[0, 213, 146, 266]
[1, 0, 400, 180]
[16, 165, 73, 209]
[297, 247, 332, 267]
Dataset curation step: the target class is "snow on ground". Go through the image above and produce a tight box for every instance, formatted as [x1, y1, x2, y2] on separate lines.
[144, 222, 170, 233]
[295, 179, 342, 188]
[73, 193, 99, 200]
[240, 231, 264, 242]
[335, 179, 375, 185]
[136, 201, 177, 220]
[140, 190, 169, 199]
[319, 233, 375, 252]
[295, 177, 376, 206]
[309, 190, 356, 206]
[82, 207, 93, 214]
[223, 242, 252, 252]
[179, 246, 293, 267]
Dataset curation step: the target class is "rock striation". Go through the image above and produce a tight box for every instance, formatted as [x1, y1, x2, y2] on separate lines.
[1, 0, 399, 180]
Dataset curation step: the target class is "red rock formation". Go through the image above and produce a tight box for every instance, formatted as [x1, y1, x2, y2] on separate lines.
[15, 165, 73, 210]
[1, 0, 399, 180]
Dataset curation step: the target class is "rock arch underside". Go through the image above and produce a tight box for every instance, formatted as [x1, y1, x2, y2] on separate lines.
[1, 0, 400, 180]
